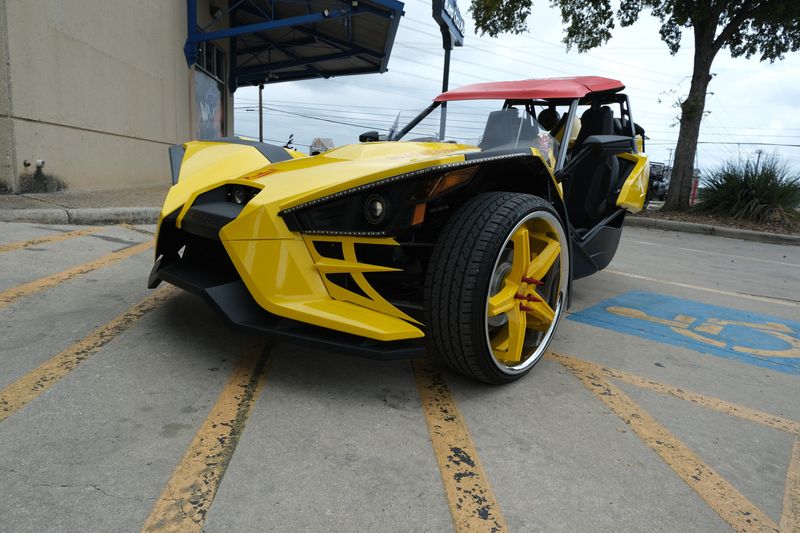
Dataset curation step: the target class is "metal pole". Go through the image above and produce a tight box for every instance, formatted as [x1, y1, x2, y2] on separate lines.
[438, 47, 450, 141]
[258, 83, 264, 142]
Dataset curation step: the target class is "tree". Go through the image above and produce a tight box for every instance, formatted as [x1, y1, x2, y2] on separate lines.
[469, 0, 800, 210]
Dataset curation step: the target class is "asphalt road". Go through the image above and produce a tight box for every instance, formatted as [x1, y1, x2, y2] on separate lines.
[0, 221, 798, 532]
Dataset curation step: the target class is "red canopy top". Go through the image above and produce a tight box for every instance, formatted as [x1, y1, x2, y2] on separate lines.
[434, 76, 624, 102]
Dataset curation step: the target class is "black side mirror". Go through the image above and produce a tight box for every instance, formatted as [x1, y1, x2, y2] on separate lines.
[359, 130, 380, 142]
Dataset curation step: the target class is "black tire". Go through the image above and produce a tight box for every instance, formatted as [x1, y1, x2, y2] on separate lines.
[424, 192, 569, 384]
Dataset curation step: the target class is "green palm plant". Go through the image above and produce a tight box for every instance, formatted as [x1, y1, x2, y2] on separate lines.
[694, 154, 800, 229]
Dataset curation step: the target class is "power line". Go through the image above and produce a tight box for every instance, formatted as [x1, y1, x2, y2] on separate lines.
[647, 141, 800, 148]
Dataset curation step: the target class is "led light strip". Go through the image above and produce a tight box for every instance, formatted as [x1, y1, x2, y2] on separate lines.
[280, 152, 529, 215]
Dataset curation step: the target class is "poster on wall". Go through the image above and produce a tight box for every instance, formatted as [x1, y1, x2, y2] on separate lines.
[195, 69, 224, 139]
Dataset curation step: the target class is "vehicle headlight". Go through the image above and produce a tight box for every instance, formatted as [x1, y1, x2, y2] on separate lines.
[364, 194, 388, 224]
[227, 185, 259, 205]
[280, 165, 478, 236]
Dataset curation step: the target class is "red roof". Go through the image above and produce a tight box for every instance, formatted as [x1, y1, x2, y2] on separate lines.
[434, 76, 624, 102]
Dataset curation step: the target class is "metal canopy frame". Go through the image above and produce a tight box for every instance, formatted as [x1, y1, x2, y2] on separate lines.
[184, 0, 404, 92]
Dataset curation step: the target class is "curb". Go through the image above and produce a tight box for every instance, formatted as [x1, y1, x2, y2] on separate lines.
[0, 207, 159, 225]
[627, 216, 800, 246]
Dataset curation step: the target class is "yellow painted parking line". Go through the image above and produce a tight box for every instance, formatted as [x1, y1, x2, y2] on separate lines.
[120, 223, 155, 236]
[604, 269, 800, 308]
[781, 437, 799, 532]
[547, 354, 800, 435]
[412, 358, 508, 532]
[0, 287, 176, 423]
[0, 226, 103, 253]
[142, 342, 272, 533]
[0, 240, 152, 309]
[551, 352, 779, 532]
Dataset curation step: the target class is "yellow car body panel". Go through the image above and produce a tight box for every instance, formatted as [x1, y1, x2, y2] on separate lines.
[220, 238, 423, 341]
[615, 151, 650, 213]
[156, 140, 487, 341]
[303, 235, 422, 325]
[161, 142, 270, 221]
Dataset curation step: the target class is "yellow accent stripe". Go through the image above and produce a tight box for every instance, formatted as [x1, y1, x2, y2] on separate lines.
[412, 358, 508, 532]
[0, 287, 176, 423]
[550, 352, 779, 532]
[604, 269, 800, 308]
[142, 343, 272, 533]
[0, 240, 153, 309]
[781, 437, 800, 533]
[0, 227, 103, 253]
[557, 355, 800, 435]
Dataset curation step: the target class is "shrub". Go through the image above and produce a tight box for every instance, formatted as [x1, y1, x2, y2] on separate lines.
[694, 154, 800, 229]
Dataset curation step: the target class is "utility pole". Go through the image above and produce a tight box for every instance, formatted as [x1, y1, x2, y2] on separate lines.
[755, 148, 763, 167]
[258, 83, 264, 143]
[439, 48, 451, 141]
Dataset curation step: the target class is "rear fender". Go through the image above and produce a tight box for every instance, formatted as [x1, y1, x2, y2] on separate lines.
[615, 152, 650, 212]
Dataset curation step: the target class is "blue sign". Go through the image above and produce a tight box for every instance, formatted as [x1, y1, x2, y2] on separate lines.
[569, 291, 800, 376]
[432, 0, 465, 48]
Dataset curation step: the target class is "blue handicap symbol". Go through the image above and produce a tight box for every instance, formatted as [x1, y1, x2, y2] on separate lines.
[568, 291, 800, 376]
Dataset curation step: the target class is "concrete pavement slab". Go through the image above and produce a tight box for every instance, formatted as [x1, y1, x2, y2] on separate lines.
[203, 347, 454, 533]
[1, 219, 797, 532]
[610, 228, 800, 304]
[0, 221, 85, 245]
[619, 382, 795, 524]
[0, 225, 148, 291]
[0, 195, 52, 210]
[0, 253, 152, 390]
[446, 357, 728, 532]
[0, 294, 253, 533]
[627, 216, 800, 246]
[554, 317, 800, 420]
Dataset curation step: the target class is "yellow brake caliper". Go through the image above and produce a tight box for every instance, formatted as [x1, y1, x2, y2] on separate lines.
[487, 226, 560, 363]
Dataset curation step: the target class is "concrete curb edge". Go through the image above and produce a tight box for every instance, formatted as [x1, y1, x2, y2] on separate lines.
[0, 207, 159, 225]
[627, 215, 800, 246]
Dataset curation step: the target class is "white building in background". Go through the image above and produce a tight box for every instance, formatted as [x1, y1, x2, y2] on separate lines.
[310, 137, 335, 155]
[0, 0, 232, 193]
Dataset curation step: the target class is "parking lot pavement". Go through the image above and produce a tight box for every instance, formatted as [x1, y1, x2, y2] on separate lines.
[0, 220, 797, 532]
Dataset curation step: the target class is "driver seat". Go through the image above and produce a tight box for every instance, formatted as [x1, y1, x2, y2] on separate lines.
[479, 109, 521, 150]
[565, 106, 619, 230]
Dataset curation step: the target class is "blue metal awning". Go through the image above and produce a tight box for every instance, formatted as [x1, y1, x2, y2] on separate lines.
[185, 0, 405, 91]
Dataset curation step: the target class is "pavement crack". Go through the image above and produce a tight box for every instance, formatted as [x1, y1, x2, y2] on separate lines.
[7, 468, 154, 502]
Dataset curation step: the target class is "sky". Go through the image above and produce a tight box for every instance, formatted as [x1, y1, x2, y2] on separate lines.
[232, 0, 800, 174]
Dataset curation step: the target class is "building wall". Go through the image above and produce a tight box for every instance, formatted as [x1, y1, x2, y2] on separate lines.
[0, 0, 15, 192]
[1, 0, 232, 192]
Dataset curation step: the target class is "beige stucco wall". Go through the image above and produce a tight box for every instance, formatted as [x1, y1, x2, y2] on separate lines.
[0, 0, 15, 192]
[3, 0, 232, 191]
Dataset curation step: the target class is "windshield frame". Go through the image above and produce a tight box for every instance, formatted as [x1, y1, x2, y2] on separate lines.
[391, 98, 578, 172]
[390, 101, 442, 142]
